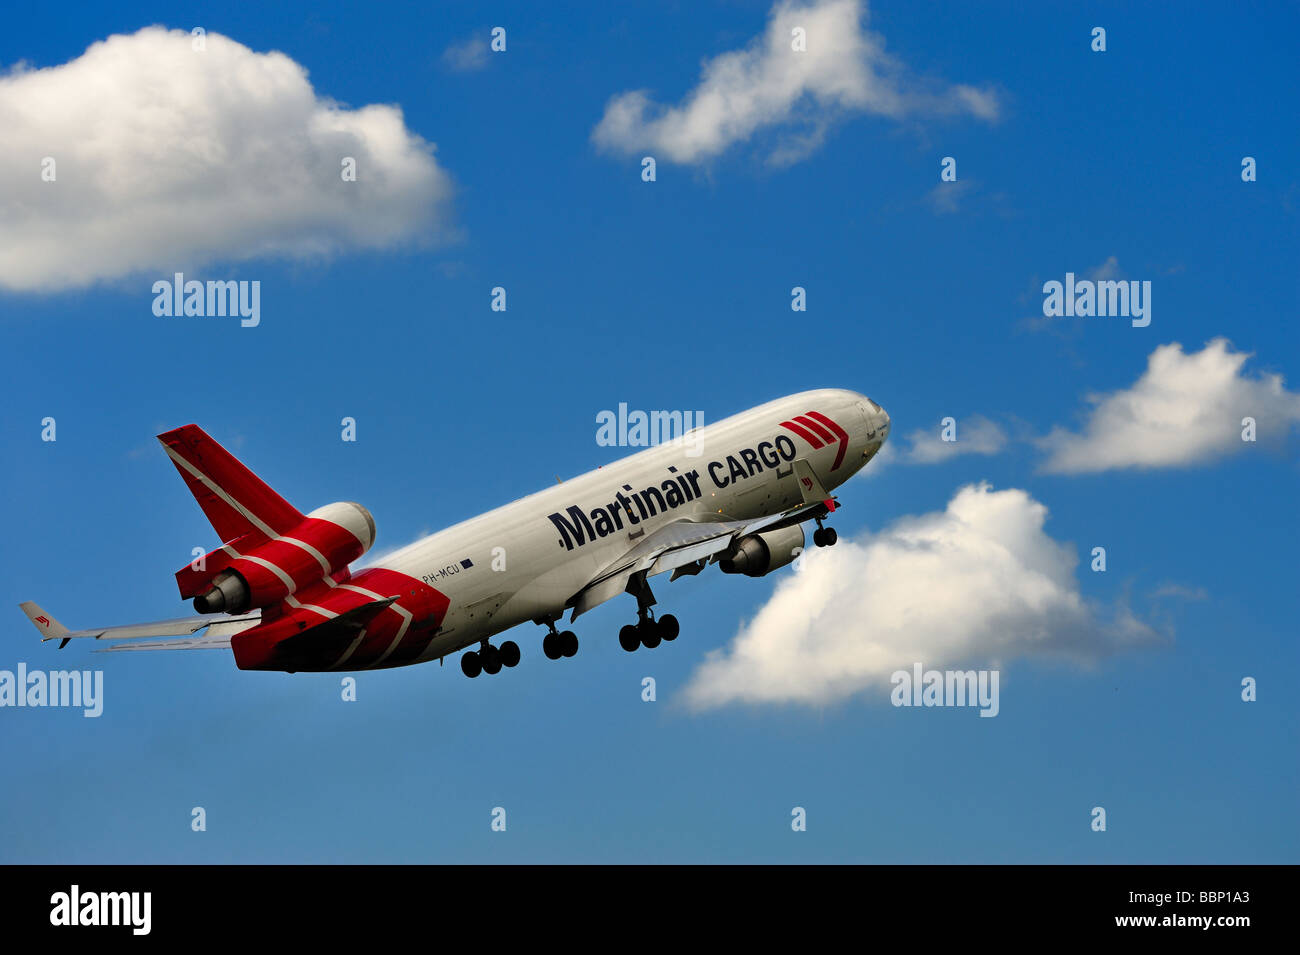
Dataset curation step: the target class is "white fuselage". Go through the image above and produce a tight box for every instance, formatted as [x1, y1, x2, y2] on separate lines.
[376, 389, 889, 660]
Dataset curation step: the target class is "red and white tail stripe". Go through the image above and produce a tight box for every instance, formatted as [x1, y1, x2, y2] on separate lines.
[158, 424, 302, 543]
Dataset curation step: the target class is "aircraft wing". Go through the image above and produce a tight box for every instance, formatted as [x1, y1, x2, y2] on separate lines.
[19, 600, 261, 650]
[567, 495, 838, 619]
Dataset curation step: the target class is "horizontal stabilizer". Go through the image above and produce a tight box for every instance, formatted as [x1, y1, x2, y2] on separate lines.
[276, 597, 397, 647]
[18, 600, 262, 646]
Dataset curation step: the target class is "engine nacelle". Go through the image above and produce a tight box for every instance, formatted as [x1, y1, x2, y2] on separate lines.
[192, 501, 376, 613]
[718, 524, 805, 577]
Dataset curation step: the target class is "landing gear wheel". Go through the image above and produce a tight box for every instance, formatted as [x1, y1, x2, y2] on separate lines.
[499, 640, 521, 668]
[543, 632, 562, 660]
[639, 620, 662, 649]
[658, 614, 679, 641]
[823, 527, 838, 546]
[482, 645, 502, 675]
[460, 651, 482, 678]
[559, 630, 579, 657]
[619, 624, 641, 652]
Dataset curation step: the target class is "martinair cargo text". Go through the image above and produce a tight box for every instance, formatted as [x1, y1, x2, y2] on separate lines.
[21, 390, 890, 679]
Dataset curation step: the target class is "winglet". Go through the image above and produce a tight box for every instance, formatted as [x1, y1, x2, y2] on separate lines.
[19, 601, 71, 648]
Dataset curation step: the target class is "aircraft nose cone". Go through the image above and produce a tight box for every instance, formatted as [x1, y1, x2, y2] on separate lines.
[856, 397, 890, 448]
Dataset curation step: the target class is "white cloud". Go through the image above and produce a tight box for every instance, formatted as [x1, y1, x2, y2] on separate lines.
[682, 483, 1159, 709]
[901, 413, 1008, 464]
[926, 179, 974, 215]
[0, 27, 453, 292]
[1087, 255, 1121, 281]
[442, 35, 489, 73]
[1038, 339, 1300, 473]
[592, 0, 998, 166]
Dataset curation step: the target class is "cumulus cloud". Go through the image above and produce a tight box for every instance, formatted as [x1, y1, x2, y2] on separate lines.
[591, 0, 999, 166]
[0, 26, 452, 291]
[900, 413, 1008, 464]
[682, 483, 1159, 709]
[1038, 339, 1300, 473]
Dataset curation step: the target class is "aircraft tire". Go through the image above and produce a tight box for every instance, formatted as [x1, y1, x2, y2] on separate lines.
[461, 651, 482, 678]
[619, 625, 640, 652]
[500, 640, 521, 667]
[639, 623, 662, 649]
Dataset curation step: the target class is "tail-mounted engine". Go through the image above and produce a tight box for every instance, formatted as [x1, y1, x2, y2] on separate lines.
[154, 424, 447, 672]
[179, 501, 376, 614]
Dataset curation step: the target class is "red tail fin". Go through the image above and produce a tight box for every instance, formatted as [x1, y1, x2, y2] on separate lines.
[157, 425, 303, 545]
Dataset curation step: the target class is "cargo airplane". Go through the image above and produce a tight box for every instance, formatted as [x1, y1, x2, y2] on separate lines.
[20, 390, 890, 678]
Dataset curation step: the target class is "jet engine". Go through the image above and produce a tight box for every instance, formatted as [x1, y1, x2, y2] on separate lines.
[718, 524, 805, 577]
[190, 501, 376, 613]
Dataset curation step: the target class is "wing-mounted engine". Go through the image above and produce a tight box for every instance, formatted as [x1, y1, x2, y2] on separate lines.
[718, 525, 805, 577]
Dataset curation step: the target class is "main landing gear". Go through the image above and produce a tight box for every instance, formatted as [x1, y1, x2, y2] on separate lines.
[812, 517, 838, 548]
[619, 572, 679, 652]
[460, 639, 521, 678]
[541, 620, 579, 661]
[619, 612, 678, 652]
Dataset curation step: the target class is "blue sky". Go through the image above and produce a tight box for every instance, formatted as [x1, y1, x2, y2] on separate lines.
[1, 1, 1296, 862]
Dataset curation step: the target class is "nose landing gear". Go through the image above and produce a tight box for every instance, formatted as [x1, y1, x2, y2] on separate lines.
[812, 517, 838, 547]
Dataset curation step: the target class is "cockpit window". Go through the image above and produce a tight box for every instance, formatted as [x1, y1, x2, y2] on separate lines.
[865, 398, 881, 412]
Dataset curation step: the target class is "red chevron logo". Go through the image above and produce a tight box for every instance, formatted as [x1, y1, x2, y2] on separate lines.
[779, 411, 850, 470]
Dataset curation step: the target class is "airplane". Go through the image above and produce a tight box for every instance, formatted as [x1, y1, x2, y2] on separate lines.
[19, 389, 890, 678]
